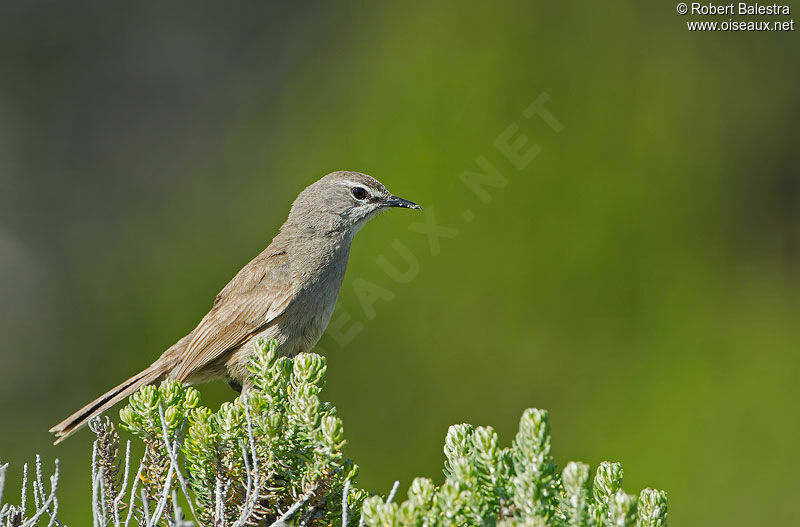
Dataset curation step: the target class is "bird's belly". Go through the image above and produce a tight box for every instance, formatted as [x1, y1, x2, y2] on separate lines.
[223, 301, 336, 382]
[298, 303, 336, 353]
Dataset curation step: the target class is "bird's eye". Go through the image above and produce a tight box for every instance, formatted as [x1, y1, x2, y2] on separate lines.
[351, 187, 368, 200]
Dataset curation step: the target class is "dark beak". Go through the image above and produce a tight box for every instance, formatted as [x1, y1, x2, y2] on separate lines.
[386, 195, 422, 210]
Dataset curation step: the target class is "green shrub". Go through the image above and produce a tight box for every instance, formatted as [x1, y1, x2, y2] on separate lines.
[0, 339, 667, 526]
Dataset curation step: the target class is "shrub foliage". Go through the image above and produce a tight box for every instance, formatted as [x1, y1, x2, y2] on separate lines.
[0, 339, 667, 526]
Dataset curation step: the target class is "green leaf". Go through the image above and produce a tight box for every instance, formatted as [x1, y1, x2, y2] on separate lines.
[637, 488, 668, 527]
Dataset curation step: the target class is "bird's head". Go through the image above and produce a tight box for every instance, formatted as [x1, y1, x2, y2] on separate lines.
[287, 171, 421, 237]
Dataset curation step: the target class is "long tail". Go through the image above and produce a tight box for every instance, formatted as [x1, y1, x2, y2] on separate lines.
[49, 359, 174, 444]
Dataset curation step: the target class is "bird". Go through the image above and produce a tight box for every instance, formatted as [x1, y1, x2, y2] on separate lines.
[50, 171, 420, 443]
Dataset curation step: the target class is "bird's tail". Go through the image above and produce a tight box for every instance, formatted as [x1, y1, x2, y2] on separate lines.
[49, 358, 175, 444]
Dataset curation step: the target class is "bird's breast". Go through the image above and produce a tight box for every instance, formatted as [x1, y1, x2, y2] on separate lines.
[225, 249, 348, 381]
[291, 273, 343, 352]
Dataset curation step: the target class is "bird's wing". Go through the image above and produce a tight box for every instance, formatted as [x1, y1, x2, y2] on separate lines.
[173, 249, 296, 382]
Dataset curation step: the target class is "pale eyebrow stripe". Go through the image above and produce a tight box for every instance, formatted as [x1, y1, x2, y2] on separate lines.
[340, 180, 376, 197]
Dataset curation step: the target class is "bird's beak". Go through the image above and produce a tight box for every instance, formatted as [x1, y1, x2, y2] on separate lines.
[385, 195, 422, 210]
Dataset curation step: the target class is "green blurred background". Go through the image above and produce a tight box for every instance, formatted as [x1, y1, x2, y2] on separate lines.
[1, 1, 798, 525]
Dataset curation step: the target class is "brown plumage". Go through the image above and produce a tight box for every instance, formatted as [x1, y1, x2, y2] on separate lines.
[50, 171, 420, 443]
